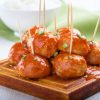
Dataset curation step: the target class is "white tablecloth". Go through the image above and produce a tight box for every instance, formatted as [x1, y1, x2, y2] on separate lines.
[0, 37, 100, 100]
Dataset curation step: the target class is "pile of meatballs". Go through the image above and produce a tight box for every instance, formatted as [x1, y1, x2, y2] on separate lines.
[8, 26, 100, 79]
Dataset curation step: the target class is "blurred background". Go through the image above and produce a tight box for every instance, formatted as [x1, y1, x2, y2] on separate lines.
[0, 0, 100, 38]
[0, 0, 100, 60]
[0, 1, 100, 99]
[0, 0, 100, 63]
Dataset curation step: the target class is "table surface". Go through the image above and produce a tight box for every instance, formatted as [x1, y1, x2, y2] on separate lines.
[0, 0, 100, 99]
[0, 37, 100, 100]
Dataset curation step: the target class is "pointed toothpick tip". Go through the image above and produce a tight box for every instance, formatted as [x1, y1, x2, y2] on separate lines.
[17, 20, 22, 43]
[91, 17, 100, 41]
[54, 16, 57, 33]
[43, 0, 46, 29]
[69, 1, 73, 55]
[28, 29, 34, 54]
[39, 0, 41, 27]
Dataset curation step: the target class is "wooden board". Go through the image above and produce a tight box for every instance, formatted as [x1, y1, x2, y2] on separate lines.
[0, 59, 100, 100]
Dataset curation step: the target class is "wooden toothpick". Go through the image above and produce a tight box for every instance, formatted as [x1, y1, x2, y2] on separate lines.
[69, 2, 73, 55]
[67, 0, 70, 28]
[28, 30, 34, 54]
[68, 0, 72, 28]
[17, 20, 22, 43]
[39, 0, 41, 27]
[91, 17, 100, 41]
[43, 0, 46, 30]
[54, 16, 57, 33]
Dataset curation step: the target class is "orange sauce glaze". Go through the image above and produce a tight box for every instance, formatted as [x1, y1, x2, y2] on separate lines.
[9, 42, 29, 65]
[85, 66, 100, 80]
[18, 54, 51, 78]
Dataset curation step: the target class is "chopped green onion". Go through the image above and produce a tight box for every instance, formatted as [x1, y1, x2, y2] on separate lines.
[93, 66, 96, 68]
[35, 29, 39, 34]
[53, 52, 58, 57]
[21, 55, 26, 60]
[35, 28, 45, 35]
[63, 43, 68, 49]
[54, 32, 59, 37]
[24, 44, 27, 48]
[39, 31, 45, 35]
[68, 56, 72, 59]
[38, 29, 45, 35]
[57, 66, 62, 75]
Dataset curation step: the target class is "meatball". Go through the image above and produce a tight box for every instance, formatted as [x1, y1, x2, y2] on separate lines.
[52, 53, 87, 78]
[9, 42, 28, 65]
[86, 41, 100, 65]
[22, 26, 38, 44]
[18, 54, 51, 78]
[58, 33, 90, 56]
[57, 28, 80, 37]
[22, 26, 48, 44]
[27, 29, 58, 58]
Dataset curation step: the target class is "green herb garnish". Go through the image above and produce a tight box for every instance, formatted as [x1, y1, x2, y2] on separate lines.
[24, 44, 27, 48]
[38, 29, 45, 35]
[63, 43, 68, 49]
[93, 66, 96, 68]
[68, 56, 72, 59]
[57, 66, 62, 75]
[39, 31, 44, 35]
[21, 55, 26, 60]
[35, 29, 39, 34]
[53, 52, 58, 57]
[54, 32, 59, 37]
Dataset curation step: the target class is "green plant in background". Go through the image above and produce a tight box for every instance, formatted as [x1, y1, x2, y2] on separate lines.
[0, 19, 19, 41]
[47, 2, 100, 41]
[0, 0, 100, 42]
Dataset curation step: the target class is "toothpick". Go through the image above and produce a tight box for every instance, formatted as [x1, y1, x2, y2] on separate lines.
[17, 20, 22, 43]
[67, 0, 69, 28]
[43, 0, 46, 31]
[91, 17, 100, 41]
[39, 0, 41, 27]
[28, 30, 34, 54]
[69, 2, 73, 55]
[68, 0, 72, 28]
[54, 16, 57, 33]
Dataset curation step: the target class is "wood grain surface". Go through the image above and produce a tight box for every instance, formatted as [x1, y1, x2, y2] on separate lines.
[0, 60, 100, 100]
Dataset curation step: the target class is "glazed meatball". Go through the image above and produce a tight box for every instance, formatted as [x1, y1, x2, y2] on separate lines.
[18, 54, 51, 78]
[57, 28, 80, 37]
[52, 53, 87, 78]
[86, 41, 100, 65]
[22, 26, 38, 44]
[9, 42, 28, 65]
[22, 26, 48, 44]
[27, 29, 58, 58]
[58, 33, 90, 56]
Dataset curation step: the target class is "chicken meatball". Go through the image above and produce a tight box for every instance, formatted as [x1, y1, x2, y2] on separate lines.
[18, 54, 51, 78]
[57, 28, 80, 37]
[52, 53, 87, 78]
[22, 26, 48, 44]
[27, 28, 58, 58]
[22, 26, 38, 44]
[86, 41, 100, 65]
[9, 42, 28, 65]
[58, 33, 90, 56]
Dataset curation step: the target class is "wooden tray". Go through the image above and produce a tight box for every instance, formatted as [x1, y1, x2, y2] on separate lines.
[0, 59, 100, 100]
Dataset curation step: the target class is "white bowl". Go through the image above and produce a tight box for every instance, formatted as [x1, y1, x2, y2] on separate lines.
[0, 3, 61, 32]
